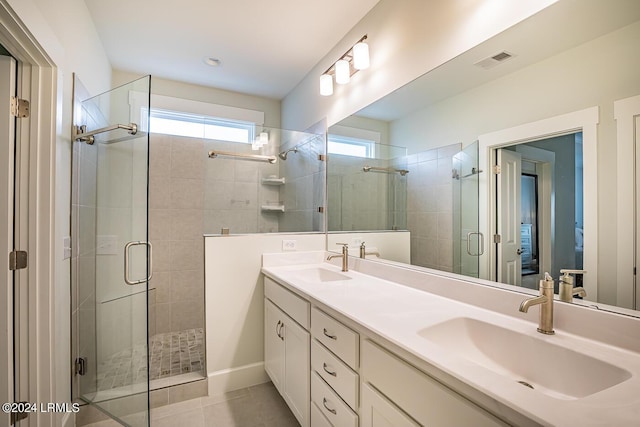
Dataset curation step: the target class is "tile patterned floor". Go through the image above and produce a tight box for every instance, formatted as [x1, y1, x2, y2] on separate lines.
[97, 328, 205, 390]
[84, 382, 300, 427]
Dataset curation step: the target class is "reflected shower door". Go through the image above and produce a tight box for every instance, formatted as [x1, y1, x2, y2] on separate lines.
[73, 75, 151, 426]
[453, 142, 481, 277]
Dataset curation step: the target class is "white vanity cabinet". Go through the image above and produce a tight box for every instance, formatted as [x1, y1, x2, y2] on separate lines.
[361, 339, 508, 427]
[361, 383, 419, 427]
[263, 271, 508, 427]
[264, 277, 310, 426]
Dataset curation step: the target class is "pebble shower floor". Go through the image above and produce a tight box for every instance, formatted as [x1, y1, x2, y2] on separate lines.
[97, 328, 205, 390]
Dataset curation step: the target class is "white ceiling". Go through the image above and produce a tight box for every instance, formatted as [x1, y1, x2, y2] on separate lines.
[84, 0, 380, 100]
[356, 0, 640, 122]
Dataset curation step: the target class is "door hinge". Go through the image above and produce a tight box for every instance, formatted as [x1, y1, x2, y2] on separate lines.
[75, 357, 87, 376]
[493, 165, 501, 174]
[10, 97, 30, 118]
[10, 403, 29, 425]
[9, 251, 27, 271]
[493, 234, 502, 244]
[318, 154, 326, 161]
[318, 206, 325, 213]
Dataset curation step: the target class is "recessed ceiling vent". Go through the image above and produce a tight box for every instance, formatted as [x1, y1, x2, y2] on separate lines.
[474, 51, 515, 70]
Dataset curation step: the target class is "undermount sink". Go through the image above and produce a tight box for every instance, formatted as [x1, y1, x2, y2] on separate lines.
[418, 317, 631, 400]
[290, 267, 351, 283]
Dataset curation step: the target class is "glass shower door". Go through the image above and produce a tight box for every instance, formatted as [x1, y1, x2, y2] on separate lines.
[453, 142, 482, 277]
[73, 75, 151, 426]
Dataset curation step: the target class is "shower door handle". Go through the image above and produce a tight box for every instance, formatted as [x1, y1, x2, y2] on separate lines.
[124, 241, 153, 285]
[466, 232, 485, 256]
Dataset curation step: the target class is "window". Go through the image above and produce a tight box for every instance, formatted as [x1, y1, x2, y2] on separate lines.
[146, 108, 255, 143]
[328, 134, 375, 158]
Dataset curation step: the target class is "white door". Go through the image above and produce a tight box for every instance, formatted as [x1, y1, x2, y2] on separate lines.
[282, 315, 310, 427]
[264, 299, 284, 391]
[0, 55, 17, 427]
[360, 383, 419, 427]
[496, 149, 522, 286]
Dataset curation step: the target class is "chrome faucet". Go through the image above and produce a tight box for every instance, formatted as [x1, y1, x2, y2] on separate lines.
[519, 272, 555, 335]
[359, 242, 380, 259]
[327, 243, 349, 272]
[558, 269, 587, 302]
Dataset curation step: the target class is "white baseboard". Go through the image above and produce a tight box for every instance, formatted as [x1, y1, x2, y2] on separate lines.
[207, 362, 269, 396]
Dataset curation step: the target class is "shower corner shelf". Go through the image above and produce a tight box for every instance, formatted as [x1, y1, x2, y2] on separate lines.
[262, 177, 286, 185]
[261, 205, 285, 213]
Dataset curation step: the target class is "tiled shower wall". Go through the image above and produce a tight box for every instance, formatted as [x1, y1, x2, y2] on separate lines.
[406, 143, 460, 272]
[147, 131, 324, 336]
[148, 134, 207, 336]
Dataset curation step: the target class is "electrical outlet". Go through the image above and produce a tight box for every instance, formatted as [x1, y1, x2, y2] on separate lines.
[282, 239, 297, 251]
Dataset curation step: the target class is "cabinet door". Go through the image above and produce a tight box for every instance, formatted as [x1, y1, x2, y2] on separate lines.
[361, 383, 419, 427]
[264, 299, 284, 391]
[282, 314, 310, 427]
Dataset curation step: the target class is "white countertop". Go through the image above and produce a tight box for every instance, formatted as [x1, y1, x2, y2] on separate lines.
[261, 251, 640, 427]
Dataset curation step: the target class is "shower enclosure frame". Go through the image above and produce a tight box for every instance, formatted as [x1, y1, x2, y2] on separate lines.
[71, 74, 152, 426]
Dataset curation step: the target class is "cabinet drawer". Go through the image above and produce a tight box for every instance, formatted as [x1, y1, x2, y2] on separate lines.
[311, 339, 359, 411]
[311, 401, 333, 427]
[362, 340, 506, 427]
[311, 307, 359, 369]
[265, 276, 309, 329]
[311, 372, 358, 427]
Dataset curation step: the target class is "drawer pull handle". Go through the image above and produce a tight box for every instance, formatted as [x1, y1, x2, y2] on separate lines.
[278, 322, 284, 341]
[323, 328, 337, 340]
[323, 363, 337, 377]
[322, 397, 337, 415]
[276, 320, 281, 338]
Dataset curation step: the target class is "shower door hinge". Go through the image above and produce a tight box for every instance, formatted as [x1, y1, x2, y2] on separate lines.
[10, 97, 30, 118]
[318, 206, 325, 213]
[10, 403, 29, 425]
[9, 251, 27, 271]
[75, 357, 87, 376]
[493, 234, 501, 244]
[318, 154, 326, 161]
[493, 165, 501, 174]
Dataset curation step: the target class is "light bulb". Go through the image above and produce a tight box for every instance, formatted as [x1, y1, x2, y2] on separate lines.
[353, 41, 370, 70]
[320, 74, 333, 96]
[335, 59, 350, 84]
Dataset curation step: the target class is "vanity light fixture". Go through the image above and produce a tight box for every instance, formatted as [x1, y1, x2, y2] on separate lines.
[320, 74, 334, 96]
[319, 35, 369, 96]
[335, 59, 351, 84]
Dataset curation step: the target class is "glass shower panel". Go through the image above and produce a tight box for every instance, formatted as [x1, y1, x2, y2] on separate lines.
[202, 126, 325, 234]
[73, 75, 151, 426]
[453, 142, 481, 277]
[327, 143, 408, 231]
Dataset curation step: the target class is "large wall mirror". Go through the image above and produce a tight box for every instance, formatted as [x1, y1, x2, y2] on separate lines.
[327, 0, 640, 316]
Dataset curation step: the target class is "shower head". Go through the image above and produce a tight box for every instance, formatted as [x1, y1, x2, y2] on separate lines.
[278, 147, 298, 160]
